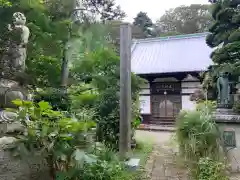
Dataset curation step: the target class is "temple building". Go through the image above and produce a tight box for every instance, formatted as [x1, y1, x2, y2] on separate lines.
[131, 33, 213, 125]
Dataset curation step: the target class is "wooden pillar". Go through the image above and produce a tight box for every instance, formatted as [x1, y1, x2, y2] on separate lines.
[119, 23, 132, 159]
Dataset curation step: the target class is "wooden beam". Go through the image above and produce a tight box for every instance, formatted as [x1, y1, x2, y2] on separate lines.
[119, 23, 132, 159]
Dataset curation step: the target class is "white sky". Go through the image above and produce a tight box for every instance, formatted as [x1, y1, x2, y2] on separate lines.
[115, 0, 210, 22]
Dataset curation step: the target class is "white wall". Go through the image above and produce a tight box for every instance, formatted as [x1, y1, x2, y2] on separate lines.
[139, 81, 151, 114]
[181, 81, 200, 111]
[139, 96, 151, 114]
[181, 95, 196, 110]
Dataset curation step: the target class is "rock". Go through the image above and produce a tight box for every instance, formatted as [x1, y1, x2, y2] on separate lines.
[125, 158, 140, 171]
[0, 79, 28, 109]
[0, 122, 24, 137]
[0, 111, 17, 123]
[0, 136, 51, 180]
[0, 136, 17, 148]
[6, 122, 24, 133]
[0, 147, 51, 180]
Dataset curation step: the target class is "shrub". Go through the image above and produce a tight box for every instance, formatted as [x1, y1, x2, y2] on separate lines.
[78, 161, 124, 180]
[85, 50, 143, 150]
[176, 111, 221, 162]
[34, 88, 71, 111]
[176, 100, 228, 179]
[176, 100, 221, 162]
[196, 157, 229, 180]
[196, 100, 216, 113]
[233, 99, 240, 113]
[9, 100, 96, 180]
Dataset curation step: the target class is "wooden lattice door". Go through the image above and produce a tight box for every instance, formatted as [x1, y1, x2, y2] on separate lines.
[151, 82, 181, 123]
[151, 94, 181, 122]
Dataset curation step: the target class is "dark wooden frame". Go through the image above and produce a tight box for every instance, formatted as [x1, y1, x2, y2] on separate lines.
[139, 71, 201, 124]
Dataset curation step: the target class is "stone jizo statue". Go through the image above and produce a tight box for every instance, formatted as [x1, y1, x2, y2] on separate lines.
[216, 72, 231, 107]
[0, 12, 30, 77]
[0, 12, 30, 122]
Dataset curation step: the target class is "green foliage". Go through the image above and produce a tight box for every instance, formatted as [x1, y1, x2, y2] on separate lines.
[132, 118, 141, 129]
[196, 100, 217, 112]
[176, 100, 228, 179]
[176, 101, 221, 162]
[155, 4, 212, 36]
[133, 11, 154, 37]
[73, 49, 143, 150]
[34, 88, 71, 111]
[0, 0, 11, 7]
[9, 100, 96, 179]
[0, 0, 124, 88]
[83, 0, 126, 21]
[196, 157, 229, 180]
[204, 0, 240, 90]
[77, 161, 124, 180]
[233, 98, 240, 113]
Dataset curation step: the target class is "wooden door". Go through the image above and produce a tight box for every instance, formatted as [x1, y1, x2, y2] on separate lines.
[151, 94, 181, 122]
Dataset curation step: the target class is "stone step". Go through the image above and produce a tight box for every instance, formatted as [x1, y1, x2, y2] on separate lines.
[137, 124, 175, 132]
[149, 120, 175, 126]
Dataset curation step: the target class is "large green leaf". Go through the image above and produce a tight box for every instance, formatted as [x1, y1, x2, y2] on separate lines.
[38, 101, 51, 110]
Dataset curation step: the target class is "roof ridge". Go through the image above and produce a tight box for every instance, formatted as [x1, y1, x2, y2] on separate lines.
[132, 32, 209, 43]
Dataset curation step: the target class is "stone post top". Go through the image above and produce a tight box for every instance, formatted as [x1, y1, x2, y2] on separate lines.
[215, 108, 240, 123]
[120, 22, 131, 26]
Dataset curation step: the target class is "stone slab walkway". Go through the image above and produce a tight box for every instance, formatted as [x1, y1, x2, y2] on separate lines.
[136, 130, 240, 180]
[144, 144, 189, 180]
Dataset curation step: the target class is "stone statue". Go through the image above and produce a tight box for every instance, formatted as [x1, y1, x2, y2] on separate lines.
[0, 12, 30, 123]
[0, 12, 30, 78]
[216, 72, 232, 107]
[0, 13, 49, 180]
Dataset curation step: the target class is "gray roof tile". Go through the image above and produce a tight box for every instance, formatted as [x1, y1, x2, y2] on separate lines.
[131, 33, 213, 74]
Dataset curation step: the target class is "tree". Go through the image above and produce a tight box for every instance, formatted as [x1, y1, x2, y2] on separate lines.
[155, 4, 212, 36]
[0, 0, 11, 6]
[0, 0, 125, 88]
[106, 20, 145, 52]
[83, 0, 126, 21]
[133, 11, 154, 37]
[72, 49, 143, 150]
[203, 0, 240, 91]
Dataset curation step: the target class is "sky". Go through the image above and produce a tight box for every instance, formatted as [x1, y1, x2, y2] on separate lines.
[115, 0, 210, 22]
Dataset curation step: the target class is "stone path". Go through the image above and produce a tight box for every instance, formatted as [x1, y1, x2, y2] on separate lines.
[144, 144, 189, 180]
[136, 130, 240, 180]
[136, 131, 188, 180]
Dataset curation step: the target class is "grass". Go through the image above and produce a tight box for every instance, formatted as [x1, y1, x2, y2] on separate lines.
[133, 140, 153, 165]
[123, 139, 154, 180]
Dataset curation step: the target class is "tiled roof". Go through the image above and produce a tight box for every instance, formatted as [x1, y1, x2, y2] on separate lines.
[131, 33, 213, 75]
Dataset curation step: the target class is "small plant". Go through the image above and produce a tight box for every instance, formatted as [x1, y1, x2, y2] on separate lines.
[176, 110, 221, 162]
[196, 100, 216, 113]
[176, 100, 228, 180]
[8, 100, 96, 180]
[233, 99, 240, 113]
[78, 161, 125, 180]
[196, 157, 229, 180]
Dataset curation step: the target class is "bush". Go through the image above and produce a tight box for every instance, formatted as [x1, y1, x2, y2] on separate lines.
[196, 100, 216, 113]
[9, 100, 139, 180]
[34, 88, 71, 111]
[9, 100, 96, 180]
[78, 161, 125, 180]
[83, 50, 143, 150]
[233, 99, 240, 113]
[176, 110, 221, 162]
[176, 100, 227, 180]
[196, 157, 229, 180]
